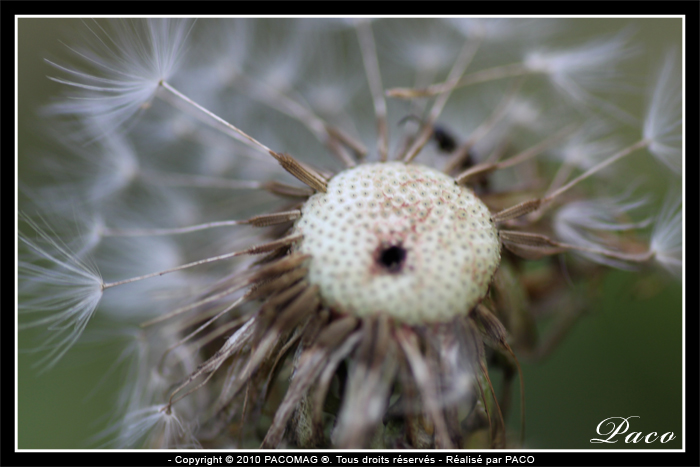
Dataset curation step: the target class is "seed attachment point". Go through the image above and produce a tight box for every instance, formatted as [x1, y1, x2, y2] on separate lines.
[376, 244, 407, 273]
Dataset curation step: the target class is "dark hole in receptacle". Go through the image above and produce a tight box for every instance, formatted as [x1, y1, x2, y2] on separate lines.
[378, 245, 407, 273]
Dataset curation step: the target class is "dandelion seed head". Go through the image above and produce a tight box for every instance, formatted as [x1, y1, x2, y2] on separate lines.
[105, 404, 198, 449]
[97, 236, 188, 321]
[292, 162, 500, 323]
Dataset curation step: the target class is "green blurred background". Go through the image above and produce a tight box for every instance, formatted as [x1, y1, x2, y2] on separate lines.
[17, 18, 683, 449]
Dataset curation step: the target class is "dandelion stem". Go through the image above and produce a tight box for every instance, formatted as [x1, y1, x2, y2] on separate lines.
[544, 139, 650, 203]
[500, 229, 655, 262]
[189, 313, 253, 353]
[356, 20, 389, 162]
[139, 283, 245, 328]
[158, 80, 275, 156]
[140, 170, 265, 190]
[445, 76, 525, 173]
[157, 295, 246, 372]
[101, 220, 245, 237]
[457, 124, 577, 183]
[403, 36, 482, 163]
[387, 62, 529, 99]
[160, 80, 328, 192]
[493, 139, 651, 222]
[101, 210, 301, 237]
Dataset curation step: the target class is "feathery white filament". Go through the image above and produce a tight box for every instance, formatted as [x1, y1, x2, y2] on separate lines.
[46, 19, 193, 131]
[19, 217, 104, 369]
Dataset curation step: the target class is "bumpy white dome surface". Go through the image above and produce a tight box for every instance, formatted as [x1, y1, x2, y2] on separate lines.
[292, 162, 501, 324]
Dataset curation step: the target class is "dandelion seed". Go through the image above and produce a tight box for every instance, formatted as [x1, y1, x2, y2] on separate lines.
[19, 216, 104, 369]
[46, 19, 193, 133]
[553, 190, 652, 269]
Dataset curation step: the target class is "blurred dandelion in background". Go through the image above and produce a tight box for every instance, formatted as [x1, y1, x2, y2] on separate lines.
[17, 17, 683, 449]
